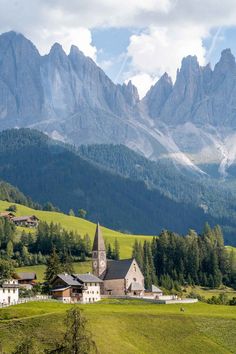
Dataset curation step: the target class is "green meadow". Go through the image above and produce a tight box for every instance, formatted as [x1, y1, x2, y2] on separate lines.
[0, 200, 153, 259]
[0, 300, 236, 353]
[17, 262, 92, 282]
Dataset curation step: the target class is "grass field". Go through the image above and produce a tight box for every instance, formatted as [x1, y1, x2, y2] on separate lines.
[185, 286, 236, 300]
[16, 262, 92, 282]
[0, 300, 236, 353]
[0, 200, 153, 259]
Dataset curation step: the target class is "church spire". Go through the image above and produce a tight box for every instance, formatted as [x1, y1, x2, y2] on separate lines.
[92, 222, 106, 252]
[92, 222, 107, 278]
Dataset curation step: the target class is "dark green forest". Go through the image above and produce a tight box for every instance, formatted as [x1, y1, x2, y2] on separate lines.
[78, 144, 236, 244]
[132, 224, 236, 291]
[0, 129, 217, 237]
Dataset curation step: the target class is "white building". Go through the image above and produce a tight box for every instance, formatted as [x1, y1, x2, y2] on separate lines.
[51, 273, 102, 304]
[0, 279, 19, 305]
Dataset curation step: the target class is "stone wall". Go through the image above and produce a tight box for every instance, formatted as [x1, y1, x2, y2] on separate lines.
[103, 279, 125, 295]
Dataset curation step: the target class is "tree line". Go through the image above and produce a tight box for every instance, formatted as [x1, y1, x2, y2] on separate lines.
[132, 224, 236, 291]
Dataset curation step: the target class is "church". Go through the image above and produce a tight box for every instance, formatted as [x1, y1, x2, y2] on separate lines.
[92, 223, 145, 296]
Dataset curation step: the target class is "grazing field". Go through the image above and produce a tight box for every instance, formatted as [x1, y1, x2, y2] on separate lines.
[185, 286, 236, 300]
[0, 200, 153, 258]
[16, 262, 92, 282]
[0, 300, 236, 353]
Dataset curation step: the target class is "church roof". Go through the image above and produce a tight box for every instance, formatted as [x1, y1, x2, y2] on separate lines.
[92, 222, 106, 251]
[103, 259, 133, 280]
[128, 281, 144, 291]
[75, 273, 103, 283]
[151, 285, 163, 293]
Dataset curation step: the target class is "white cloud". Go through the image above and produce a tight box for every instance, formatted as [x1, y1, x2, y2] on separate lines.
[1, 0, 236, 96]
[126, 25, 207, 95]
[34, 27, 96, 59]
[125, 73, 158, 99]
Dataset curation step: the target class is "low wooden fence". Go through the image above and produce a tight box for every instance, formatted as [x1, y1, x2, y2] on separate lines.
[0, 295, 54, 308]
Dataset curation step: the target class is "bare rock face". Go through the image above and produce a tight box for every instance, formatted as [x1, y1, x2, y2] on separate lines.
[2, 31, 236, 178]
[0, 31, 43, 127]
[143, 73, 173, 119]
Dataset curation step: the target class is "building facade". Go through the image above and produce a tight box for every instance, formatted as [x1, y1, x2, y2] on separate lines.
[92, 223, 145, 296]
[0, 279, 19, 305]
[51, 273, 102, 303]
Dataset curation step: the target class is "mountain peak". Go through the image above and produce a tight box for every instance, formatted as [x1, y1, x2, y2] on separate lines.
[219, 48, 235, 66]
[49, 42, 66, 56]
[181, 55, 199, 71]
[69, 44, 83, 57]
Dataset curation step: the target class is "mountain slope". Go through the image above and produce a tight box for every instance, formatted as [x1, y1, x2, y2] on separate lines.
[0, 200, 151, 259]
[0, 31, 212, 175]
[142, 49, 236, 178]
[0, 128, 216, 236]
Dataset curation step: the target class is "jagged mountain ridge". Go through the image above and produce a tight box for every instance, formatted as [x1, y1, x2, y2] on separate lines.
[1, 31, 236, 177]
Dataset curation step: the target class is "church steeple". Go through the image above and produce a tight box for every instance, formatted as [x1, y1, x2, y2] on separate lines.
[92, 223, 107, 277]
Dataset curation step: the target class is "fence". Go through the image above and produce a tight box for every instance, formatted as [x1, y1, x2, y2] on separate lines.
[0, 295, 54, 308]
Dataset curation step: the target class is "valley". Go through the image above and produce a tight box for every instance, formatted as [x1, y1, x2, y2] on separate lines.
[0, 300, 236, 353]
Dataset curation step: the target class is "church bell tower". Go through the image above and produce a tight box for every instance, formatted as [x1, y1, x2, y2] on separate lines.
[92, 223, 107, 277]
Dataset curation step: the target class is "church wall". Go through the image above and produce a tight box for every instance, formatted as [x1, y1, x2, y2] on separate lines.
[103, 279, 125, 295]
[125, 260, 144, 290]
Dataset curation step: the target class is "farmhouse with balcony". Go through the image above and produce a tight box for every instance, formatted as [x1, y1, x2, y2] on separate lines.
[51, 273, 102, 303]
[12, 215, 39, 227]
[16, 272, 37, 289]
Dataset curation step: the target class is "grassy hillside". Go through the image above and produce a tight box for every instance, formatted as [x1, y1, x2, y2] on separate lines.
[0, 300, 236, 353]
[0, 200, 152, 259]
[16, 262, 92, 282]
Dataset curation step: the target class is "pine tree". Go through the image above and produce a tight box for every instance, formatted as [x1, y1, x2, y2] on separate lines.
[83, 234, 91, 255]
[113, 239, 120, 260]
[61, 248, 75, 274]
[49, 307, 97, 354]
[45, 247, 62, 284]
[69, 209, 75, 216]
[106, 243, 113, 259]
[6, 240, 14, 258]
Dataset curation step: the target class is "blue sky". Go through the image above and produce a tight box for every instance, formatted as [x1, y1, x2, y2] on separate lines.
[1, 1, 236, 97]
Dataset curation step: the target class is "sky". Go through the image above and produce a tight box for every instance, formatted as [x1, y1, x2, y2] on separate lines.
[1, 1, 236, 98]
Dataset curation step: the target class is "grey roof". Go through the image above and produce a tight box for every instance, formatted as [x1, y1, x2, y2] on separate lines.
[56, 273, 102, 286]
[17, 272, 37, 280]
[51, 286, 70, 292]
[129, 281, 144, 291]
[151, 285, 163, 293]
[92, 223, 106, 252]
[75, 273, 103, 283]
[1, 283, 19, 288]
[57, 274, 81, 286]
[12, 215, 38, 222]
[103, 259, 133, 280]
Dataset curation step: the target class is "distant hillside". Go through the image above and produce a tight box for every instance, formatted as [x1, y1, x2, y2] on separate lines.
[78, 144, 236, 244]
[0, 129, 216, 237]
[0, 200, 151, 259]
[0, 180, 38, 208]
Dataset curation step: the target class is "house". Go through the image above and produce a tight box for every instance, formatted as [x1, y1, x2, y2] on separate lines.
[17, 272, 37, 289]
[0, 211, 15, 219]
[92, 223, 145, 296]
[12, 215, 39, 227]
[0, 279, 19, 305]
[51, 273, 103, 303]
